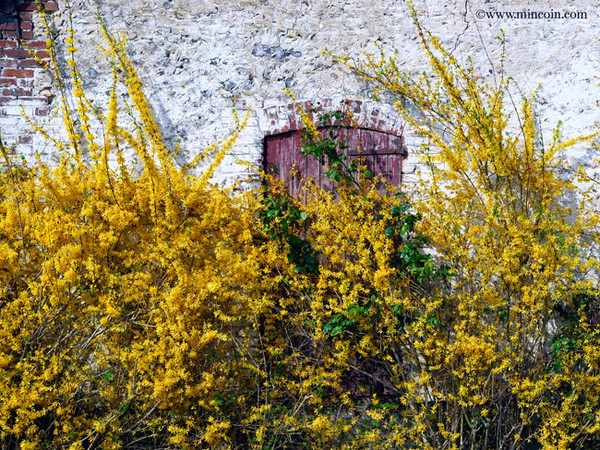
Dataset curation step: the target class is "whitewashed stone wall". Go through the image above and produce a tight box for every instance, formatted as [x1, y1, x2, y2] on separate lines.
[2, 0, 599, 184]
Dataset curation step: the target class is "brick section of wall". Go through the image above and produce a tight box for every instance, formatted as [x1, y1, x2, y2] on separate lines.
[0, 0, 56, 153]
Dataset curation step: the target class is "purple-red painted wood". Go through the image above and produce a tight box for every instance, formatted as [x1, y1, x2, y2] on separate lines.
[264, 127, 405, 197]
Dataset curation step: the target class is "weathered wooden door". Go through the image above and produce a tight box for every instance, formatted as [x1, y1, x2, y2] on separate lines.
[264, 127, 405, 196]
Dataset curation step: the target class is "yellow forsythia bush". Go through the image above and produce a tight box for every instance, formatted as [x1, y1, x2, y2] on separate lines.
[2, 3, 600, 449]
[0, 8, 263, 449]
[0, 7, 405, 449]
[331, 5, 600, 449]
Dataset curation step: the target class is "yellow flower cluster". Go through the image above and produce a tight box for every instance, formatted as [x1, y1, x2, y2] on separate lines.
[331, 3, 600, 448]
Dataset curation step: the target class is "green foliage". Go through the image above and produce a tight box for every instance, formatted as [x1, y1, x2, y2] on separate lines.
[299, 109, 371, 183]
[259, 188, 319, 274]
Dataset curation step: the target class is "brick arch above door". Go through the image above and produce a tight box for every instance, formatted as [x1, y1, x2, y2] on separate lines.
[256, 98, 404, 138]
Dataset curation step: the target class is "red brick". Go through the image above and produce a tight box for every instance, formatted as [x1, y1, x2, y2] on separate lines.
[27, 41, 48, 49]
[18, 79, 34, 87]
[17, 59, 43, 68]
[0, 22, 18, 32]
[0, 78, 17, 87]
[3, 49, 31, 59]
[0, 59, 18, 68]
[19, 87, 34, 96]
[20, 31, 33, 40]
[0, 31, 20, 39]
[35, 106, 50, 116]
[35, 50, 50, 59]
[0, 40, 18, 49]
[288, 113, 298, 130]
[20, 22, 33, 32]
[20, 12, 33, 21]
[18, 3, 38, 11]
[2, 87, 34, 96]
[43, 2, 59, 11]
[2, 69, 34, 78]
[22, 1, 58, 12]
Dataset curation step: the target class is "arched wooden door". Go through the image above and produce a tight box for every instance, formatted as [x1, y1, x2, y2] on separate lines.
[264, 127, 406, 196]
